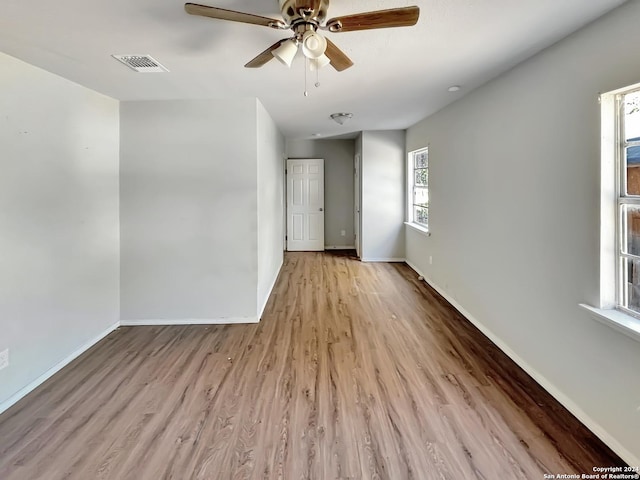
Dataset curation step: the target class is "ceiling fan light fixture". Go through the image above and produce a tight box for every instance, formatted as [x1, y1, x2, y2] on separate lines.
[272, 39, 298, 68]
[330, 112, 353, 125]
[301, 31, 327, 59]
[310, 54, 330, 71]
[185, 3, 421, 75]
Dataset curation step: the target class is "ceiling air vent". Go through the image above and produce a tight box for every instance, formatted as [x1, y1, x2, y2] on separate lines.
[112, 54, 169, 73]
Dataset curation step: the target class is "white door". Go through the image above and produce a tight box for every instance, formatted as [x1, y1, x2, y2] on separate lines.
[354, 154, 361, 258]
[287, 159, 324, 251]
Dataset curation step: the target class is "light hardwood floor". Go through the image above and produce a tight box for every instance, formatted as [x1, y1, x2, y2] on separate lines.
[0, 251, 624, 479]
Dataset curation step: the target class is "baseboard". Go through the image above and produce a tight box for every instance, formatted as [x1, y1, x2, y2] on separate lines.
[361, 257, 406, 263]
[258, 260, 283, 320]
[0, 321, 120, 416]
[120, 317, 259, 326]
[404, 260, 640, 466]
[325, 245, 355, 250]
[0, 314, 260, 415]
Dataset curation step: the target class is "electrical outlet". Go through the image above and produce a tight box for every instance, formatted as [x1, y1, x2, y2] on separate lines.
[429, 256, 433, 265]
[0, 349, 8, 371]
[340, 230, 346, 236]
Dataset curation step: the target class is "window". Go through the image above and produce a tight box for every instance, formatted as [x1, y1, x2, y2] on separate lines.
[408, 147, 429, 230]
[617, 88, 640, 316]
[580, 84, 640, 342]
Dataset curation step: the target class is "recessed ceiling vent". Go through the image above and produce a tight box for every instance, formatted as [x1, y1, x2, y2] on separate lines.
[112, 54, 169, 73]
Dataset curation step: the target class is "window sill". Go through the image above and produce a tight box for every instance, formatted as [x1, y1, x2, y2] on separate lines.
[579, 304, 640, 343]
[405, 222, 431, 237]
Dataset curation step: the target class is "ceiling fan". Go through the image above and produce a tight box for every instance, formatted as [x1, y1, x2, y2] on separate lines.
[184, 0, 420, 72]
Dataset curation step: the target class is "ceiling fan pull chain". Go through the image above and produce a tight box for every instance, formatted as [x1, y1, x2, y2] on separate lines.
[315, 66, 320, 88]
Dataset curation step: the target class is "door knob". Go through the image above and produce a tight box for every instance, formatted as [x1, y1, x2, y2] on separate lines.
[319, 207, 324, 211]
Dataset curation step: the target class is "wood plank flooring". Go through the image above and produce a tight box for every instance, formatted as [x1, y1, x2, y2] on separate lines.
[0, 251, 625, 479]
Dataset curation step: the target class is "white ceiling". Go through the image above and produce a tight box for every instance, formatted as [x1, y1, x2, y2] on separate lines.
[0, 0, 628, 138]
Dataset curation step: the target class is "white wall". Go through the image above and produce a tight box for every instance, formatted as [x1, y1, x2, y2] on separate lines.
[286, 139, 356, 248]
[120, 99, 260, 322]
[257, 102, 285, 317]
[0, 52, 120, 409]
[361, 130, 406, 261]
[405, 1, 640, 464]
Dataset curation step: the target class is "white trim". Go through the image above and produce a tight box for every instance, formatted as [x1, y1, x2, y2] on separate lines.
[360, 257, 406, 263]
[579, 304, 640, 343]
[404, 222, 431, 237]
[405, 260, 640, 467]
[120, 317, 259, 326]
[325, 245, 356, 250]
[258, 260, 283, 320]
[0, 321, 120, 415]
[599, 90, 619, 309]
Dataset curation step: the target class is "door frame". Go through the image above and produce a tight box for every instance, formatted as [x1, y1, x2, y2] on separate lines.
[354, 153, 361, 258]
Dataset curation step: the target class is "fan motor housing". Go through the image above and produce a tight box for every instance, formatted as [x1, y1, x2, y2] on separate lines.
[279, 0, 329, 25]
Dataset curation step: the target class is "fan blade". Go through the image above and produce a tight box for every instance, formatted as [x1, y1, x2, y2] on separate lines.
[245, 39, 288, 68]
[324, 38, 353, 72]
[326, 6, 419, 32]
[185, 3, 284, 28]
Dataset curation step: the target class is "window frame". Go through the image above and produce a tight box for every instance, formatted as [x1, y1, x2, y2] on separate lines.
[407, 147, 429, 233]
[616, 87, 640, 318]
[580, 83, 640, 344]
